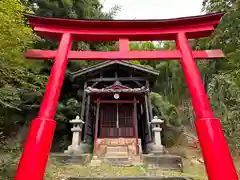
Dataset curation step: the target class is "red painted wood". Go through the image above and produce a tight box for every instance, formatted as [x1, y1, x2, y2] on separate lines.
[100, 104, 117, 138]
[100, 107, 104, 138]
[119, 127, 134, 137]
[94, 99, 100, 153]
[25, 49, 225, 60]
[15, 118, 56, 180]
[15, 33, 72, 180]
[25, 13, 224, 29]
[119, 38, 129, 51]
[177, 32, 214, 119]
[100, 104, 134, 138]
[119, 104, 134, 138]
[133, 98, 139, 155]
[32, 25, 215, 41]
[196, 118, 238, 180]
[100, 127, 134, 138]
[25, 13, 224, 41]
[176, 32, 238, 180]
[38, 34, 72, 119]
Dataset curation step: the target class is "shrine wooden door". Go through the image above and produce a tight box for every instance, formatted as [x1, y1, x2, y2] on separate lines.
[100, 103, 134, 138]
[118, 104, 134, 137]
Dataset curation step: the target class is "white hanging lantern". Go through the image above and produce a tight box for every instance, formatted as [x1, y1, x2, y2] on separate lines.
[114, 93, 120, 99]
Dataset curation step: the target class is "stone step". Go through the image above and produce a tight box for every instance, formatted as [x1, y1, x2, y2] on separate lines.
[103, 156, 129, 161]
[105, 151, 129, 157]
[106, 146, 128, 153]
[102, 156, 132, 167]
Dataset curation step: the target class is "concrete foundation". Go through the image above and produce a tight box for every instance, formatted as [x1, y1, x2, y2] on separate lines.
[142, 154, 183, 172]
[50, 153, 92, 165]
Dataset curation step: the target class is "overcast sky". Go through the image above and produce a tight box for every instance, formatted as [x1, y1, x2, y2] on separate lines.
[100, 0, 204, 19]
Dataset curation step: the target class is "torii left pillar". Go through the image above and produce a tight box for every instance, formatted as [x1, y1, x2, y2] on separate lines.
[15, 33, 72, 180]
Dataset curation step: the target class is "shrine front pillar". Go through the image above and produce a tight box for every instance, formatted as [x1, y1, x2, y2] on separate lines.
[176, 32, 238, 180]
[15, 33, 72, 180]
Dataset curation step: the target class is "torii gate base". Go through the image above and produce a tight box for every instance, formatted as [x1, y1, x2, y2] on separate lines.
[15, 13, 238, 180]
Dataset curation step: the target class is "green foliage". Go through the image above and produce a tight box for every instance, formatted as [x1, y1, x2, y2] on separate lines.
[201, 0, 240, 152]
[130, 41, 162, 68]
[0, 0, 47, 90]
[128, 7, 240, 151]
[208, 74, 240, 151]
[129, 41, 187, 145]
[25, 0, 121, 73]
[56, 98, 81, 121]
[0, 0, 47, 141]
[151, 92, 181, 126]
[24, 0, 121, 19]
[0, 152, 19, 180]
[151, 92, 184, 146]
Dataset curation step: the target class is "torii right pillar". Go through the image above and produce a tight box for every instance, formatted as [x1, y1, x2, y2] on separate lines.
[176, 32, 238, 180]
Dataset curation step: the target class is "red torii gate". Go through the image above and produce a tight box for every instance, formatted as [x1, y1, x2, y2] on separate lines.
[15, 13, 238, 180]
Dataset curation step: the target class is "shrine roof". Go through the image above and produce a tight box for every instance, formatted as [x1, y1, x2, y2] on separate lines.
[25, 12, 225, 41]
[70, 60, 159, 80]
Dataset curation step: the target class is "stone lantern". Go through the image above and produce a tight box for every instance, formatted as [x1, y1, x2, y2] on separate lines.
[151, 116, 164, 154]
[64, 115, 84, 154]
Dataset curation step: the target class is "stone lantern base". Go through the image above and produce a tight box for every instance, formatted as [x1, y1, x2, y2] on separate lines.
[78, 142, 92, 153]
[150, 144, 165, 155]
[64, 142, 92, 155]
[147, 142, 166, 155]
[64, 145, 84, 155]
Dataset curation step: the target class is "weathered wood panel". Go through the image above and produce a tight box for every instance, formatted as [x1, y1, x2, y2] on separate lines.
[100, 103, 134, 138]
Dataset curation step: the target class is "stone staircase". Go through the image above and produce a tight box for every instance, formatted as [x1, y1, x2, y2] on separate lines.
[102, 145, 132, 166]
[90, 138, 142, 166]
[105, 146, 129, 158]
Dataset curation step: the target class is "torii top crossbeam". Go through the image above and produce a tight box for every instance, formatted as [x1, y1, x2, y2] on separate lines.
[25, 12, 225, 60]
[15, 12, 239, 180]
[25, 12, 223, 41]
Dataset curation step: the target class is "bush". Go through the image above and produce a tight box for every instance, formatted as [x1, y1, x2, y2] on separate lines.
[0, 139, 21, 180]
[208, 73, 240, 152]
[151, 92, 184, 146]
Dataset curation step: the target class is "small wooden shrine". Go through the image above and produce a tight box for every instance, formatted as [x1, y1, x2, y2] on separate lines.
[70, 60, 159, 158]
